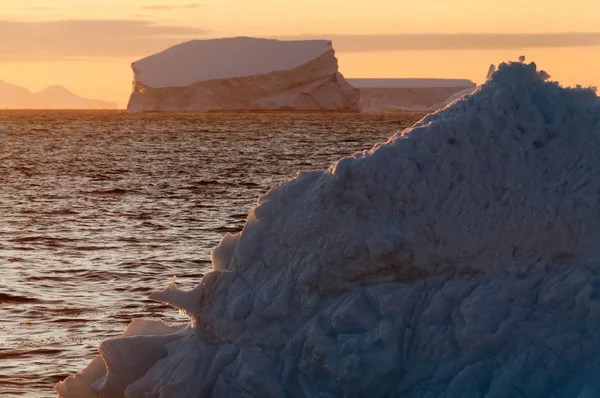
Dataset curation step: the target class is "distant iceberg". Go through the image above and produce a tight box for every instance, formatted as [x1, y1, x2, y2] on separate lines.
[348, 78, 476, 112]
[58, 61, 600, 397]
[127, 37, 360, 112]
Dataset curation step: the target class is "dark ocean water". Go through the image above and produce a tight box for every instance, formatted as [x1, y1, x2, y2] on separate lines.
[0, 110, 425, 397]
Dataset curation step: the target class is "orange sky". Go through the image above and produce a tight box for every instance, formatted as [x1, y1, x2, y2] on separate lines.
[1, 0, 599, 108]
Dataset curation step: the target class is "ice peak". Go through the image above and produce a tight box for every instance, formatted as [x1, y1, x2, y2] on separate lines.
[488, 60, 552, 85]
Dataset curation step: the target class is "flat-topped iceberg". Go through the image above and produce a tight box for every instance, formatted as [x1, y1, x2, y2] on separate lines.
[58, 61, 600, 397]
[127, 37, 360, 112]
[348, 78, 476, 112]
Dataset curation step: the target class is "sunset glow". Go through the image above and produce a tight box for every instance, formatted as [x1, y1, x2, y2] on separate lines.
[6, 1, 600, 396]
[1, 0, 599, 107]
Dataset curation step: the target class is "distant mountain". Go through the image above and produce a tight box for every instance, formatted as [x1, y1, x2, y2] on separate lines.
[0, 79, 118, 109]
[0, 79, 40, 109]
[35, 85, 118, 109]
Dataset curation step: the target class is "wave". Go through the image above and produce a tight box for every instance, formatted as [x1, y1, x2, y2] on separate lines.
[0, 292, 40, 304]
[85, 188, 129, 196]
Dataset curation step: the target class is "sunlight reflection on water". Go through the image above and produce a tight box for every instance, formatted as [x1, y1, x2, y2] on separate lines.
[0, 110, 425, 396]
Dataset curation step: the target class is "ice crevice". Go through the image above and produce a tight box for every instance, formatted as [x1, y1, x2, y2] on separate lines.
[57, 61, 600, 397]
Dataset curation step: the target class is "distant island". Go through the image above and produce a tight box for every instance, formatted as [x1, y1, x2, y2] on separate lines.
[0, 79, 118, 109]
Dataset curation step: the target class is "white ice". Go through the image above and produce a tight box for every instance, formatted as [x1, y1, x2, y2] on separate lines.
[58, 61, 600, 398]
[348, 78, 476, 112]
[132, 38, 334, 88]
[347, 78, 475, 89]
[127, 37, 359, 112]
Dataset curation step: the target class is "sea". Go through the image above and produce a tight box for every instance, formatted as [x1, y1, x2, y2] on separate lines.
[0, 110, 424, 397]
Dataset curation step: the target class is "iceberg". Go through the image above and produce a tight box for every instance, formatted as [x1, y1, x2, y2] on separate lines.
[126, 37, 360, 112]
[58, 61, 600, 397]
[348, 78, 476, 112]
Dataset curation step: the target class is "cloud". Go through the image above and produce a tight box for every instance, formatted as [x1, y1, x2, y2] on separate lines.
[21, 7, 53, 11]
[4, 26, 599, 63]
[280, 33, 600, 52]
[0, 19, 208, 61]
[142, 3, 202, 10]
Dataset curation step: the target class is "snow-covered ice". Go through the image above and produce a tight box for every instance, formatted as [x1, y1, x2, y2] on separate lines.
[58, 61, 600, 397]
[127, 37, 360, 112]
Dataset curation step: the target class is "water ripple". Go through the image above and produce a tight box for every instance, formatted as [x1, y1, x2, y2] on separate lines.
[0, 109, 425, 396]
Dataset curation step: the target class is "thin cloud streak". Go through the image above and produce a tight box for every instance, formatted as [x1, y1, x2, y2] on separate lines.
[281, 33, 600, 52]
[0, 20, 208, 61]
[142, 3, 203, 10]
[21, 7, 54, 11]
[3, 26, 599, 62]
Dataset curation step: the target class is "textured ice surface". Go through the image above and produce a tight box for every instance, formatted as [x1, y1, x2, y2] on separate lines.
[127, 37, 360, 112]
[58, 61, 600, 397]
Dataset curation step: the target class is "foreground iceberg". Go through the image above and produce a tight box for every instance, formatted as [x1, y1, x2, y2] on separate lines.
[127, 37, 360, 112]
[58, 61, 600, 397]
[347, 78, 476, 112]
